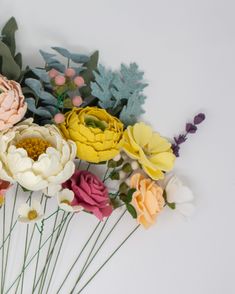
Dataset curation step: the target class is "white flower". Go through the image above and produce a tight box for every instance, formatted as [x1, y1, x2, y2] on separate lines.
[57, 188, 83, 213]
[18, 200, 44, 223]
[165, 175, 195, 217]
[0, 119, 76, 195]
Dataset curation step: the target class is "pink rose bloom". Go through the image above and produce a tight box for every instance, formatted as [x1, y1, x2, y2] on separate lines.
[0, 75, 27, 131]
[62, 170, 113, 220]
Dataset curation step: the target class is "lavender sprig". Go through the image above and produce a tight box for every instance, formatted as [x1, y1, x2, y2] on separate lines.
[172, 113, 206, 157]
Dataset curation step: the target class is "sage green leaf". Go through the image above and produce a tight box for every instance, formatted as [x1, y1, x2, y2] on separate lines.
[2, 17, 18, 56]
[26, 98, 53, 119]
[0, 41, 21, 80]
[14, 52, 22, 69]
[126, 203, 137, 219]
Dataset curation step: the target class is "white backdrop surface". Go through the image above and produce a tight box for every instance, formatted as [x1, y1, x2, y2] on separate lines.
[0, 0, 235, 294]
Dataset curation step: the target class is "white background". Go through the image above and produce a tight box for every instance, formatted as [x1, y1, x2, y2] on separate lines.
[1, 0, 235, 294]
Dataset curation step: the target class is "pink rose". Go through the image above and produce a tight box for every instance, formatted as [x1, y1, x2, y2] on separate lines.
[62, 170, 113, 220]
[0, 75, 27, 131]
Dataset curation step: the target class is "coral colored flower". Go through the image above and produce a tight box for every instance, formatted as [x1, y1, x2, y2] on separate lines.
[62, 170, 113, 220]
[0, 75, 27, 131]
[122, 122, 175, 180]
[130, 173, 165, 228]
[0, 119, 76, 194]
[59, 107, 124, 163]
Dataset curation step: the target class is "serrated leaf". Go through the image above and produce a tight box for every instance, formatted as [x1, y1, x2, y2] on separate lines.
[26, 98, 53, 118]
[0, 41, 21, 80]
[91, 65, 115, 109]
[2, 17, 18, 56]
[126, 203, 137, 219]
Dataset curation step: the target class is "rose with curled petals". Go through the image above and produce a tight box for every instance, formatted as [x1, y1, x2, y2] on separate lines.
[0, 75, 27, 131]
[62, 170, 113, 220]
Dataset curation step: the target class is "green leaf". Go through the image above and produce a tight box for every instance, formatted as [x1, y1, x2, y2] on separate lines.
[126, 203, 137, 219]
[2, 17, 18, 56]
[14, 52, 22, 69]
[81, 51, 99, 83]
[167, 202, 176, 210]
[126, 188, 136, 203]
[0, 41, 21, 80]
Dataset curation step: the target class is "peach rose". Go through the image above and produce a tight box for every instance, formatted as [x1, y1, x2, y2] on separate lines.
[130, 173, 165, 228]
[0, 75, 27, 131]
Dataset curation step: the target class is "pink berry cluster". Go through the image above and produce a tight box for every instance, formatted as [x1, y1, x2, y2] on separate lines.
[48, 68, 85, 124]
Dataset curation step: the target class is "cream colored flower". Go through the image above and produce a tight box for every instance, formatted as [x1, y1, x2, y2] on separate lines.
[0, 75, 27, 131]
[18, 200, 44, 223]
[0, 119, 76, 194]
[57, 188, 83, 212]
[165, 175, 195, 217]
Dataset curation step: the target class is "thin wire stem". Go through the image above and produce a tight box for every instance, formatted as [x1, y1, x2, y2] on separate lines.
[1, 200, 6, 293]
[56, 221, 101, 294]
[76, 225, 140, 294]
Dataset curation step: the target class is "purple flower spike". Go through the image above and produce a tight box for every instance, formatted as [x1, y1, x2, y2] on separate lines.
[186, 123, 197, 133]
[194, 113, 206, 125]
[174, 134, 187, 145]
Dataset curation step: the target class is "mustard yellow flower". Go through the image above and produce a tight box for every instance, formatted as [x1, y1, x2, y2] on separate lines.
[122, 122, 175, 180]
[59, 107, 124, 163]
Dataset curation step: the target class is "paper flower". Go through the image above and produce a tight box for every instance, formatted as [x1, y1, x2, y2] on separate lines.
[130, 173, 165, 228]
[122, 122, 175, 180]
[165, 175, 195, 216]
[0, 75, 27, 131]
[59, 107, 124, 163]
[62, 170, 113, 220]
[18, 200, 44, 223]
[0, 119, 76, 194]
[0, 179, 11, 207]
[57, 188, 83, 213]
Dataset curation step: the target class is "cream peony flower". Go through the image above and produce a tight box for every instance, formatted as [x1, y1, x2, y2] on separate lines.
[57, 188, 83, 213]
[0, 75, 27, 131]
[18, 200, 44, 223]
[0, 119, 76, 194]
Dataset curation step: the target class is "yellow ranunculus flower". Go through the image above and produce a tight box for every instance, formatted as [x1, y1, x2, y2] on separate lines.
[59, 107, 124, 163]
[123, 122, 175, 180]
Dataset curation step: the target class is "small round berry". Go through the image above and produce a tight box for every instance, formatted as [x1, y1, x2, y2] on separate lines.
[54, 75, 66, 86]
[131, 161, 139, 170]
[48, 69, 59, 78]
[74, 76, 85, 87]
[72, 96, 83, 107]
[54, 113, 65, 124]
[119, 171, 126, 180]
[113, 154, 121, 162]
[65, 68, 76, 77]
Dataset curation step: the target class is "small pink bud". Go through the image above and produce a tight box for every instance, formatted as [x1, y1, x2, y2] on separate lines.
[54, 113, 65, 124]
[48, 69, 59, 78]
[54, 75, 66, 86]
[72, 96, 83, 107]
[65, 68, 76, 77]
[74, 76, 85, 88]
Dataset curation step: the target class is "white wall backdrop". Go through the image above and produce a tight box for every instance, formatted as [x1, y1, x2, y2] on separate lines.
[0, 0, 234, 293]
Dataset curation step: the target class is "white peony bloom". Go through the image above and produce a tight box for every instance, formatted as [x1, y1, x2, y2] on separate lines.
[165, 175, 195, 217]
[0, 119, 76, 194]
[57, 188, 83, 213]
[18, 200, 44, 223]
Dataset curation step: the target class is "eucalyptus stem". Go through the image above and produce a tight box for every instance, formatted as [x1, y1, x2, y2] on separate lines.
[1, 200, 6, 293]
[69, 218, 109, 293]
[38, 212, 67, 294]
[45, 214, 74, 293]
[2, 184, 19, 292]
[78, 209, 127, 282]
[76, 225, 140, 294]
[5, 214, 70, 294]
[56, 221, 101, 294]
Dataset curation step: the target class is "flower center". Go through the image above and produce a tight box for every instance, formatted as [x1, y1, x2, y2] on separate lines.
[61, 200, 71, 205]
[0, 195, 5, 207]
[16, 137, 51, 161]
[27, 210, 38, 220]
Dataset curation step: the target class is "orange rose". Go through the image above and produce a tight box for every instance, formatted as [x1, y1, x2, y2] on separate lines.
[130, 173, 165, 228]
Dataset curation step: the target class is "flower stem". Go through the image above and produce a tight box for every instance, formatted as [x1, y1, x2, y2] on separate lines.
[76, 225, 140, 294]
[1, 200, 6, 293]
[56, 221, 101, 293]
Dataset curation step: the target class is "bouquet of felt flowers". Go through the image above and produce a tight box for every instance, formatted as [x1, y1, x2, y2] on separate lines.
[0, 17, 205, 294]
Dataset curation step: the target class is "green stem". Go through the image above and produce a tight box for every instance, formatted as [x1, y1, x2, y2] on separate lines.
[2, 184, 19, 292]
[5, 214, 70, 294]
[45, 214, 74, 293]
[56, 221, 101, 294]
[1, 200, 6, 293]
[76, 225, 140, 294]
[69, 218, 109, 293]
